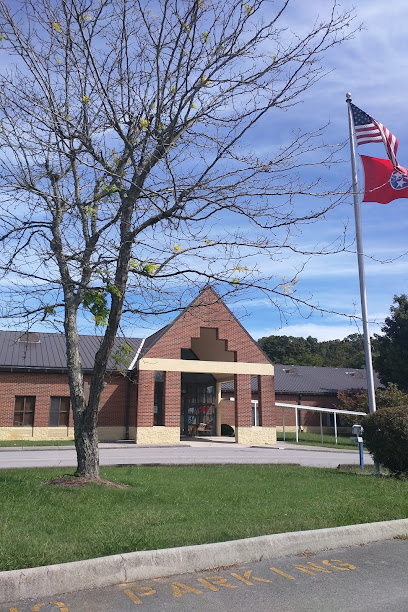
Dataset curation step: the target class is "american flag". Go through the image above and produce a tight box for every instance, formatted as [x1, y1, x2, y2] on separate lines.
[350, 103, 399, 169]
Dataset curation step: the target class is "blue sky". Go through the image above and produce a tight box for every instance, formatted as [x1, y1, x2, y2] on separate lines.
[121, 0, 408, 342]
[3, 0, 406, 344]
[230, 0, 408, 342]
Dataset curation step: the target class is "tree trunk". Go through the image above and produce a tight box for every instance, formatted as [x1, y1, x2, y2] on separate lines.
[64, 302, 101, 479]
[74, 426, 100, 479]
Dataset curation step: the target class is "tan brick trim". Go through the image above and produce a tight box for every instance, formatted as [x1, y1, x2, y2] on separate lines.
[139, 357, 274, 376]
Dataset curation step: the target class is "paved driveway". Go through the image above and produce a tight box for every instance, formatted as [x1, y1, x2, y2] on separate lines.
[0, 439, 373, 469]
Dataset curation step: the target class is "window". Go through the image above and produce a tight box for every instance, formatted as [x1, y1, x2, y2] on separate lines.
[49, 396, 70, 427]
[13, 396, 36, 426]
[154, 371, 164, 426]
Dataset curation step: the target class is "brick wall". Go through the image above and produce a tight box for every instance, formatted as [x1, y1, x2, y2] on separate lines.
[258, 374, 275, 427]
[0, 371, 72, 428]
[142, 287, 277, 429]
[144, 288, 273, 366]
[164, 371, 181, 427]
[136, 370, 155, 427]
[234, 374, 252, 428]
[219, 398, 235, 426]
[0, 370, 130, 429]
[97, 374, 131, 427]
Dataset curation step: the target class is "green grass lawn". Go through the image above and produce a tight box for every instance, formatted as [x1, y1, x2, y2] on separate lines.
[277, 431, 358, 450]
[1, 465, 407, 572]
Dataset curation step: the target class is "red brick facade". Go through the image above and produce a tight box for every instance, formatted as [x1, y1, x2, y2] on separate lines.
[163, 371, 182, 428]
[136, 370, 155, 427]
[0, 288, 277, 440]
[139, 287, 277, 432]
[0, 370, 133, 431]
[0, 371, 74, 428]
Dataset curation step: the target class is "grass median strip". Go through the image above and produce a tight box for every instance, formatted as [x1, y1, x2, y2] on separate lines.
[1, 464, 407, 572]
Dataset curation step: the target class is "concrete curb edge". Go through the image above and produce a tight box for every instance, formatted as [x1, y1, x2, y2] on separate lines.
[2, 518, 408, 603]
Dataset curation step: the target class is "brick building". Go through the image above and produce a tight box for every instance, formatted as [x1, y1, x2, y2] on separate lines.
[0, 287, 380, 443]
[0, 287, 276, 444]
[221, 365, 382, 433]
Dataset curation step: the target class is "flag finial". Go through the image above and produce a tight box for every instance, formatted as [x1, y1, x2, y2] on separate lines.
[346, 92, 352, 101]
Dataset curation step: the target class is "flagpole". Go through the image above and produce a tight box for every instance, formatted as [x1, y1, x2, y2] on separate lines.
[346, 93, 377, 418]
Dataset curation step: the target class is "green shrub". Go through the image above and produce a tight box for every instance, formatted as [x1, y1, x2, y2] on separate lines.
[363, 406, 408, 476]
[221, 423, 235, 436]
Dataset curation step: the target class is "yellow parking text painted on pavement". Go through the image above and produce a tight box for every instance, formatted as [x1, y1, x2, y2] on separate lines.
[124, 587, 157, 604]
[118, 559, 358, 605]
[230, 570, 272, 585]
[9, 604, 69, 612]
[292, 563, 332, 575]
[171, 582, 203, 598]
[196, 576, 238, 591]
[269, 567, 296, 580]
[322, 559, 356, 570]
[7, 559, 358, 609]
[291, 559, 357, 576]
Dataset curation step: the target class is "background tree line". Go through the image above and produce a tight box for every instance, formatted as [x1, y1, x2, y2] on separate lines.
[257, 332, 370, 368]
[258, 295, 408, 414]
[258, 295, 408, 392]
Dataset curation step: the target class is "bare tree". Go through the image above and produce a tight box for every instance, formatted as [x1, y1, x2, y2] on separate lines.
[0, 0, 354, 478]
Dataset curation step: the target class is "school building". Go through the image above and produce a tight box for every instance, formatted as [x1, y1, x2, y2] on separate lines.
[0, 287, 379, 443]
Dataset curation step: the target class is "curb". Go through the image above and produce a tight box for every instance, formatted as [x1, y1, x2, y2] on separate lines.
[1, 519, 408, 604]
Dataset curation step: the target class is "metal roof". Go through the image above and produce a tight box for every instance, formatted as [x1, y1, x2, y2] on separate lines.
[0, 328, 384, 394]
[221, 364, 383, 395]
[0, 330, 143, 372]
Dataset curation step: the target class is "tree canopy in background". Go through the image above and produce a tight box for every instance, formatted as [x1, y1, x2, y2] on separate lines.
[257, 332, 369, 368]
[337, 383, 408, 424]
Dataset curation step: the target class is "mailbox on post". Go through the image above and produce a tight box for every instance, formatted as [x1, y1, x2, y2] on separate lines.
[350, 424, 364, 442]
[350, 424, 364, 468]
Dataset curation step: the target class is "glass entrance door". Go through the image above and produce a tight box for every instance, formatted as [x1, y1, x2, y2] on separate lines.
[181, 376, 216, 436]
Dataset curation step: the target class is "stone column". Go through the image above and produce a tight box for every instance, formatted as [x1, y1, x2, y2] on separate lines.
[235, 373, 276, 445]
[234, 373, 252, 444]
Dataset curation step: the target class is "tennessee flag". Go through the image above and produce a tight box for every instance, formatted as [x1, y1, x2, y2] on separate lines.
[360, 155, 408, 204]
